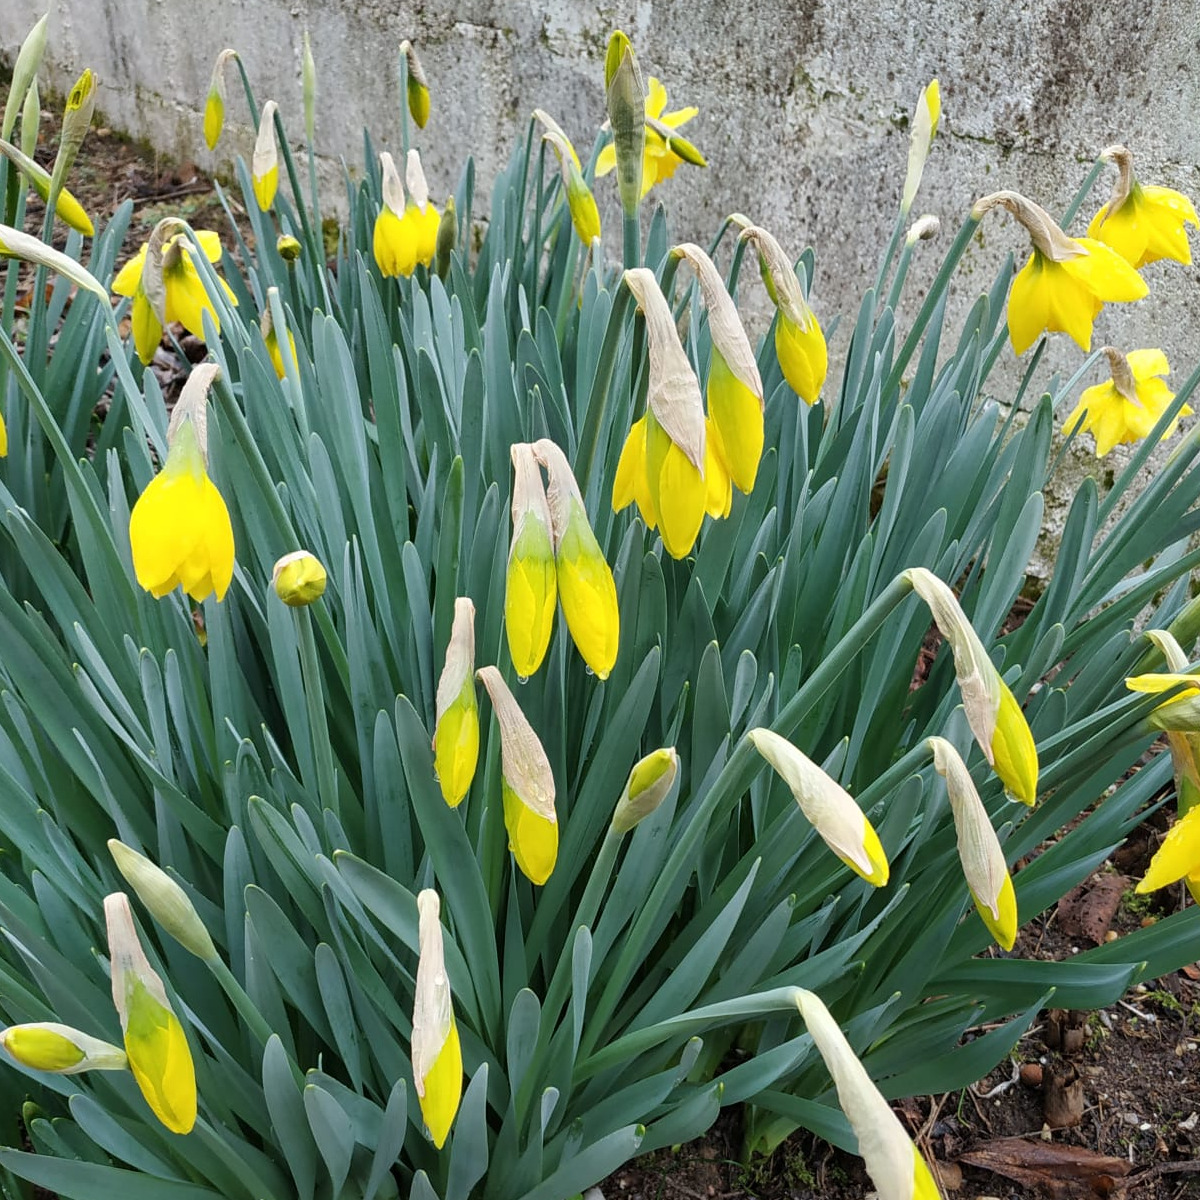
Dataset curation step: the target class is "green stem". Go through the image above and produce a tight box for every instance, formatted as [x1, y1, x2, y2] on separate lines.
[622, 209, 640, 270]
[295, 603, 339, 819]
[206, 954, 282, 1057]
[873, 209, 907, 301]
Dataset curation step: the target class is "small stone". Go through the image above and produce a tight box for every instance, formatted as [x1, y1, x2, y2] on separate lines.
[1141, 916, 1157, 927]
[1121, 1112, 1140, 1127]
[1020, 1062, 1043, 1087]
[1179, 1112, 1198, 1132]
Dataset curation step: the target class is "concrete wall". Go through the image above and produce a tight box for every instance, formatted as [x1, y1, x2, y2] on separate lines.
[5, 1, 1200, 566]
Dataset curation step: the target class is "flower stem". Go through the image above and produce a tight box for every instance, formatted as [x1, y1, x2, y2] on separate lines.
[295, 604, 339, 819]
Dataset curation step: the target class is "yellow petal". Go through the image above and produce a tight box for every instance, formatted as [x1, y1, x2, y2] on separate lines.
[612, 416, 657, 528]
[253, 164, 279, 212]
[704, 422, 732, 519]
[505, 518, 557, 677]
[1136, 804, 1200, 893]
[124, 975, 197, 1134]
[973, 871, 1017, 951]
[0, 411, 7, 458]
[164, 251, 220, 340]
[418, 1019, 462, 1149]
[555, 505, 620, 680]
[645, 412, 705, 559]
[594, 142, 617, 178]
[434, 685, 479, 807]
[645, 77, 668, 120]
[373, 208, 408, 277]
[991, 682, 1038, 805]
[707, 348, 764, 493]
[503, 779, 558, 885]
[1066, 238, 1149, 303]
[1006, 252, 1049, 355]
[1087, 200, 1147, 267]
[1125, 671, 1200, 697]
[112, 245, 148, 297]
[774, 312, 827, 404]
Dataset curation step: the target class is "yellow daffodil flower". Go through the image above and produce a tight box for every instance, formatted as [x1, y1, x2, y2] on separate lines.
[611, 747, 679, 834]
[1135, 803, 1200, 901]
[0, 137, 93, 235]
[433, 598, 479, 807]
[533, 438, 620, 678]
[506, 444, 558, 677]
[929, 737, 1018, 950]
[129, 364, 235, 603]
[748, 729, 889, 885]
[476, 666, 558, 884]
[905, 568, 1038, 805]
[1088, 145, 1197, 268]
[203, 49, 236, 150]
[105, 893, 197, 1134]
[112, 224, 237, 365]
[1065, 347, 1190, 457]
[794, 989, 942, 1200]
[535, 110, 601, 245]
[400, 41, 431, 129]
[735, 218, 828, 405]
[272, 550, 327, 607]
[373, 150, 440, 278]
[1, 1022, 127, 1074]
[596, 76, 703, 198]
[412, 890, 462, 1148]
[252, 101, 280, 211]
[973, 190, 1147, 355]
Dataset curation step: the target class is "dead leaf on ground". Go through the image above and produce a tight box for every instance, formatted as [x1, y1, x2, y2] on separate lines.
[1056, 873, 1127, 946]
[959, 1137, 1130, 1197]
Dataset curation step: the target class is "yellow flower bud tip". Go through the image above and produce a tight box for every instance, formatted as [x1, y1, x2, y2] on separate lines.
[612, 747, 679, 834]
[991, 682, 1038, 806]
[1065, 347, 1191, 458]
[107, 839, 217, 960]
[1136, 803, 1200, 894]
[271, 549, 326, 606]
[476, 665, 558, 884]
[413, 890, 462, 1147]
[0, 411, 8, 458]
[252, 101, 279, 211]
[0, 138, 95, 236]
[1, 1023, 127, 1074]
[506, 444, 558, 677]
[104, 893, 197, 1134]
[612, 413, 658, 529]
[276, 234, 302, 262]
[532, 438, 620, 679]
[434, 597, 479, 807]
[400, 40, 432, 129]
[749, 729, 889, 886]
[202, 49, 236, 151]
[775, 311, 828, 405]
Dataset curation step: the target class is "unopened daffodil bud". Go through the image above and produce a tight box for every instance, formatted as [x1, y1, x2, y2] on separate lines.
[1, 1022, 127, 1074]
[532, 438, 619, 679]
[19, 76, 39, 160]
[535, 110, 601, 245]
[1, 13, 48, 142]
[0, 224, 107, 303]
[604, 31, 646, 216]
[928, 737, 1017, 950]
[252, 100, 280, 211]
[435, 196, 457, 279]
[412, 891, 461, 1147]
[272, 550, 326, 606]
[748, 729, 889, 886]
[203, 49, 237, 151]
[405, 149, 440, 263]
[905, 214, 941, 246]
[1089, 144, 1197, 268]
[616, 268, 708, 558]
[672, 243, 764, 494]
[734, 217, 828, 405]
[476, 666, 558, 884]
[433, 597, 479, 807]
[905, 568, 1038, 805]
[0, 138, 94, 236]
[506, 444, 557, 677]
[901, 79, 941, 215]
[50, 69, 96, 207]
[373, 151, 440, 277]
[108, 839, 217, 961]
[598, 76, 704, 199]
[612, 747, 678, 834]
[301, 32, 317, 144]
[973, 189, 1147, 355]
[400, 40, 431, 129]
[259, 298, 299, 380]
[276, 234, 302, 262]
[794, 989, 943, 1200]
[104, 893, 197, 1134]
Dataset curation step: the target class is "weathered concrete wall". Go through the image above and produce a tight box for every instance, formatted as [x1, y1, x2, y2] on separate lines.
[5, 1, 1200, 567]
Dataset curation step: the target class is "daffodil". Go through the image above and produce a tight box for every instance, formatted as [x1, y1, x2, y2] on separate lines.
[794, 989, 942, 1200]
[477, 666, 558, 884]
[532, 438, 620, 679]
[596, 76, 704, 198]
[901, 80, 941, 215]
[112, 222, 237, 364]
[260, 304, 299, 380]
[252, 101, 279, 211]
[0, 137, 93, 235]
[1088, 145, 1197, 268]
[433, 598, 479, 807]
[1135, 804, 1200, 902]
[535, 110, 601, 245]
[400, 41, 431, 130]
[506, 443, 557, 677]
[905, 567, 1038, 805]
[129, 364, 235, 603]
[929, 737, 1018, 950]
[1065, 347, 1189, 457]
[108, 840, 217, 961]
[203, 49, 236, 150]
[373, 150, 440, 278]
[973, 190, 1147, 355]
[412, 890, 462, 1148]
[748, 729, 889, 886]
[105, 893, 197, 1134]
[0, 1022, 127, 1074]
[612, 747, 678, 834]
[272, 550, 327, 607]
[735, 218, 828, 405]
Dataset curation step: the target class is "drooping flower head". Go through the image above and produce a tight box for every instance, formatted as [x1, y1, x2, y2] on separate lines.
[203, 49, 237, 151]
[672, 242, 765, 494]
[748, 728, 889, 886]
[734, 217, 828, 405]
[412, 890, 462, 1148]
[905, 568, 1038, 805]
[535, 109, 601, 245]
[506, 443, 558, 677]
[0, 136, 94, 235]
[476, 666, 558, 885]
[532, 438, 620, 679]
[400, 40, 431, 129]
[104, 893, 197, 1134]
[129, 363, 235, 603]
[973, 189, 1147, 355]
[794, 989, 943, 1200]
[614, 268, 710, 558]
[928, 737, 1018, 950]
[433, 597, 480, 807]
[252, 101, 280, 211]
[112, 218, 237, 364]
[1064, 346, 1189, 457]
[372, 150, 440, 278]
[1088, 144, 1197, 268]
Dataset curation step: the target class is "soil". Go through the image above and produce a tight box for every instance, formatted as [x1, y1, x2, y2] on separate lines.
[8, 84, 1200, 1200]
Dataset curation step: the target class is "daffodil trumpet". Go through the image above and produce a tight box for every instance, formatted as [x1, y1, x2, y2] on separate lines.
[973, 189, 1147, 355]
[412, 890, 462, 1147]
[433, 597, 480, 807]
[476, 665, 558, 885]
[1088, 144, 1197, 268]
